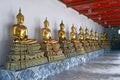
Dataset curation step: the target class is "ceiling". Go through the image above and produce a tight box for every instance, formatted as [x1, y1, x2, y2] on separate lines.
[60, 0, 120, 27]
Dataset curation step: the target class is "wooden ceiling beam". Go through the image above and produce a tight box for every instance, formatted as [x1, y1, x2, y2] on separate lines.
[102, 22, 120, 25]
[85, 8, 120, 15]
[86, 11, 120, 18]
[99, 22, 120, 25]
[92, 15, 120, 20]
[67, 0, 105, 7]
[93, 19, 120, 27]
[92, 18, 120, 21]
[104, 25, 120, 27]
[100, 19, 120, 22]
[107, 22, 120, 24]
[101, 24, 120, 27]
[79, 6, 120, 14]
[94, 21, 120, 26]
[60, 0, 120, 27]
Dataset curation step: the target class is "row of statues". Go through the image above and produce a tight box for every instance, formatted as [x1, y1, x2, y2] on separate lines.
[5, 9, 110, 70]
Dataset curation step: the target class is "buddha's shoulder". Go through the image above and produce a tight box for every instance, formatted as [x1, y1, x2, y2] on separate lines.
[42, 28, 50, 31]
[12, 24, 26, 27]
[12, 24, 18, 27]
[58, 30, 63, 32]
[70, 32, 74, 34]
[12, 24, 27, 29]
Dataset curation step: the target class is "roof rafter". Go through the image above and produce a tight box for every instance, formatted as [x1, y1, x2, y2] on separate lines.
[66, 0, 105, 7]
[78, 6, 120, 14]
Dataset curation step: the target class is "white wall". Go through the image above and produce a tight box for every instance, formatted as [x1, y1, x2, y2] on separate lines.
[0, 0, 104, 66]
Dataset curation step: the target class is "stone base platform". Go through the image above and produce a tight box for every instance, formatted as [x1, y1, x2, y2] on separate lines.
[0, 49, 106, 80]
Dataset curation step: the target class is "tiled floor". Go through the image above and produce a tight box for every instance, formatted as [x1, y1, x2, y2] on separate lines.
[47, 51, 120, 80]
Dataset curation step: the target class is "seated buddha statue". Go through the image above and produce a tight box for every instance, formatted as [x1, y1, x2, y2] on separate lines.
[58, 21, 67, 43]
[70, 25, 85, 54]
[89, 29, 95, 42]
[100, 33, 105, 48]
[95, 31, 98, 41]
[7, 9, 47, 70]
[58, 21, 76, 57]
[78, 27, 85, 47]
[103, 33, 109, 41]
[78, 27, 84, 42]
[70, 24, 79, 43]
[89, 29, 95, 50]
[84, 27, 92, 52]
[85, 27, 90, 41]
[112, 35, 118, 45]
[41, 18, 65, 62]
[11, 9, 37, 44]
[94, 31, 101, 49]
[103, 32, 110, 48]
[42, 18, 58, 44]
[100, 33, 104, 43]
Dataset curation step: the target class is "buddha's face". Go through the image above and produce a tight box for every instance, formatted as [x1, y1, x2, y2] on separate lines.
[80, 30, 82, 33]
[95, 32, 97, 36]
[86, 29, 88, 33]
[79, 28, 82, 32]
[44, 22, 49, 28]
[71, 27, 75, 33]
[104, 33, 107, 36]
[91, 31, 93, 34]
[60, 25, 64, 30]
[17, 17, 24, 25]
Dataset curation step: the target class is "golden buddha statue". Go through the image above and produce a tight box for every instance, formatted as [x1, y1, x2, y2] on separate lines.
[42, 18, 58, 44]
[41, 18, 65, 62]
[11, 9, 37, 44]
[84, 27, 92, 52]
[89, 29, 96, 50]
[112, 35, 118, 45]
[100, 33, 104, 43]
[58, 22, 76, 57]
[100, 33, 105, 48]
[85, 27, 89, 40]
[58, 21, 67, 43]
[95, 31, 98, 41]
[103, 32, 109, 41]
[103, 33, 106, 41]
[78, 27, 84, 41]
[70, 24, 79, 43]
[70, 24, 86, 54]
[6, 9, 48, 70]
[94, 31, 101, 50]
[89, 29, 94, 41]
[102, 32, 110, 48]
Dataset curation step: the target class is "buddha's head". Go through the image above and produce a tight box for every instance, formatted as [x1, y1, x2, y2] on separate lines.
[79, 27, 83, 33]
[85, 27, 89, 33]
[95, 31, 97, 36]
[71, 24, 76, 33]
[16, 9, 24, 25]
[100, 33, 103, 40]
[44, 18, 49, 28]
[103, 32, 107, 39]
[103, 32, 107, 36]
[60, 20, 64, 30]
[90, 29, 93, 34]
[95, 31, 98, 40]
